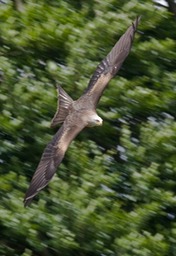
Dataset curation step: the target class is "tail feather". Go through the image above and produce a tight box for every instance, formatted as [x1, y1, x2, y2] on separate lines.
[51, 86, 73, 127]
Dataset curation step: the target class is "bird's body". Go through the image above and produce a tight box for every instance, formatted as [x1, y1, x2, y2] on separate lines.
[24, 17, 140, 206]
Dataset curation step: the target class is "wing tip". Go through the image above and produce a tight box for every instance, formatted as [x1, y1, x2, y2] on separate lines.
[23, 186, 40, 207]
[132, 16, 141, 31]
[23, 196, 34, 207]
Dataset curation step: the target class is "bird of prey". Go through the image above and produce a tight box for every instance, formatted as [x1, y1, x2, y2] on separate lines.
[24, 17, 140, 206]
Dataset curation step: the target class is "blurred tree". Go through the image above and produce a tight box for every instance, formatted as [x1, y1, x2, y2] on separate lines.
[0, 0, 176, 255]
[12, 0, 25, 12]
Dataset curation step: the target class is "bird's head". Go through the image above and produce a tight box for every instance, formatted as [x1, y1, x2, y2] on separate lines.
[87, 113, 103, 127]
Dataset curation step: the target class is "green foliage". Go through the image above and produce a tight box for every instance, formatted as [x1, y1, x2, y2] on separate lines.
[0, 0, 176, 255]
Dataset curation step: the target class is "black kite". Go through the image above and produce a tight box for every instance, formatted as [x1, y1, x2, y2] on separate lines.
[24, 17, 140, 206]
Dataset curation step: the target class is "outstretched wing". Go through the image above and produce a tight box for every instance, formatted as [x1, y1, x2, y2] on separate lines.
[24, 120, 86, 207]
[83, 16, 140, 107]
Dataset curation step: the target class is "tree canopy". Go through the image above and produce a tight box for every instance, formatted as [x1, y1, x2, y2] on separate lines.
[0, 0, 176, 255]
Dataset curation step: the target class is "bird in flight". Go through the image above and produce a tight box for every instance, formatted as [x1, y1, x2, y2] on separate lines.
[24, 17, 140, 206]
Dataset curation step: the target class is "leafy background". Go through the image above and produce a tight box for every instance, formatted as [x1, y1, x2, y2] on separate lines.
[0, 0, 176, 255]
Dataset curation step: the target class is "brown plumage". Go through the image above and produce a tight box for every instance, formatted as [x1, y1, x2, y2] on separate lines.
[24, 17, 141, 207]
